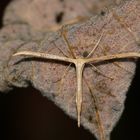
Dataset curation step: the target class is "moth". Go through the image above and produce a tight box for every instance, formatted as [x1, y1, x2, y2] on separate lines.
[13, 11, 140, 140]
[13, 28, 140, 123]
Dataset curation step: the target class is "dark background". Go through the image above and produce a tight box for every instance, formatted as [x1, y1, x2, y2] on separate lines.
[0, 1, 140, 140]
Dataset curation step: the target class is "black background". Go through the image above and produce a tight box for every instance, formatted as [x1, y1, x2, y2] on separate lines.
[0, 1, 140, 140]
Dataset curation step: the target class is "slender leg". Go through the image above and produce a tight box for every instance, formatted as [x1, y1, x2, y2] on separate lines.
[89, 63, 113, 80]
[57, 63, 72, 96]
[84, 76, 105, 140]
[113, 62, 133, 74]
[53, 42, 69, 58]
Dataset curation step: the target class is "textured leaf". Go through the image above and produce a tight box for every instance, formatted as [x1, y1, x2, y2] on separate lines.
[0, 0, 140, 140]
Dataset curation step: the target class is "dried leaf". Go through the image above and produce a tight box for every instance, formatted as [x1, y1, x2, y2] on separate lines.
[0, 0, 140, 140]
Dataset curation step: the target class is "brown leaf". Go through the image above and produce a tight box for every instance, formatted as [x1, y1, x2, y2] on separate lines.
[1, 0, 140, 140]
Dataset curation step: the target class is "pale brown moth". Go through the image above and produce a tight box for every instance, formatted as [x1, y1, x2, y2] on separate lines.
[13, 11, 140, 140]
[13, 32, 140, 125]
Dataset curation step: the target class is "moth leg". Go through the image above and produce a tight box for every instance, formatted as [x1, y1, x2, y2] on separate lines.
[56, 63, 72, 97]
[83, 76, 105, 140]
[89, 63, 114, 80]
[53, 42, 69, 58]
[113, 62, 133, 74]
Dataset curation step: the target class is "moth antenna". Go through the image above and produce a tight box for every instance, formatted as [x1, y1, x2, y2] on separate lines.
[86, 31, 104, 58]
[61, 26, 77, 59]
